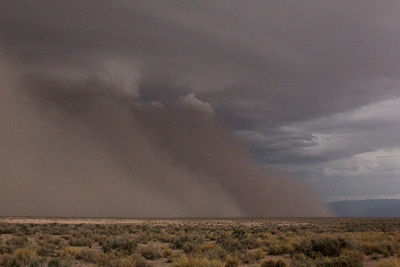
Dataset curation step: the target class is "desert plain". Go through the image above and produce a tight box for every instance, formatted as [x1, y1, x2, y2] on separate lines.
[1, 217, 400, 267]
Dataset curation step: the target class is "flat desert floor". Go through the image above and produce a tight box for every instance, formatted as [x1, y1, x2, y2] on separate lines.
[1, 217, 400, 267]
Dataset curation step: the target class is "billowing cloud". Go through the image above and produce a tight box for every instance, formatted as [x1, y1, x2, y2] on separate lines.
[178, 93, 215, 114]
[0, 57, 329, 217]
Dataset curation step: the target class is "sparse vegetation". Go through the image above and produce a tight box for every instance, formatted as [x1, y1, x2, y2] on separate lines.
[0, 218, 400, 267]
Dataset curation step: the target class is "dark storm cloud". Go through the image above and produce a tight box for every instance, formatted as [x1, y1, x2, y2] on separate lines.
[3, 1, 400, 122]
[2, 1, 400, 206]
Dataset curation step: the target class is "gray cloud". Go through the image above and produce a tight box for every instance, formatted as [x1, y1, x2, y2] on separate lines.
[252, 97, 400, 201]
[3, 1, 400, 120]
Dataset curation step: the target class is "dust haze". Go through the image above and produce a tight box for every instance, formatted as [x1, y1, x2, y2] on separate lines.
[0, 58, 330, 217]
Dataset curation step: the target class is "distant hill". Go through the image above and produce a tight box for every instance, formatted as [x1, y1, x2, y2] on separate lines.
[329, 199, 400, 217]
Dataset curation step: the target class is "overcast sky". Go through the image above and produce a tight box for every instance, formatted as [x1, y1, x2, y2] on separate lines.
[2, 1, 400, 203]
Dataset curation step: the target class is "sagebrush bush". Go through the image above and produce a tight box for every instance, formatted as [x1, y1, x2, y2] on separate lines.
[6, 236, 28, 248]
[102, 236, 137, 254]
[218, 237, 245, 253]
[139, 245, 162, 260]
[67, 236, 92, 247]
[296, 237, 349, 258]
[10, 247, 45, 267]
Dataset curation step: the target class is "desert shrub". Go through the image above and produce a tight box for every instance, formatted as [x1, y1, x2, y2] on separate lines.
[266, 241, 295, 255]
[42, 235, 62, 245]
[75, 249, 99, 263]
[242, 234, 261, 249]
[9, 247, 45, 267]
[198, 246, 228, 261]
[60, 246, 100, 263]
[315, 255, 362, 267]
[296, 237, 349, 258]
[118, 254, 149, 267]
[261, 259, 287, 267]
[36, 241, 57, 256]
[262, 233, 300, 256]
[253, 248, 264, 261]
[92, 251, 116, 266]
[6, 236, 28, 248]
[136, 232, 150, 244]
[360, 240, 398, 257]
[139, 245, 162, 260]
[240, 252, 254, 264]
[61, 246, 81, 257]
[102, 236, 137, 254]
[171, 234, 204, 250]
[0, 254, 13, 267]
[312, 238, 349, 257]
[240, 249, 263, 264]
[218, 237, 245, 253]
[167, 251, 185, 263]
[182, 241, 199, 254]
[162, 247, 173, 258]
[94, 252, 148, 267]
[0, 243, 14, 254]
[67, 236, 92, 247]
[224, 255, 239, 267]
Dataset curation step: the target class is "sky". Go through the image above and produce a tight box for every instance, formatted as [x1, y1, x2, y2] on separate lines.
[1, 1, 400, 216]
